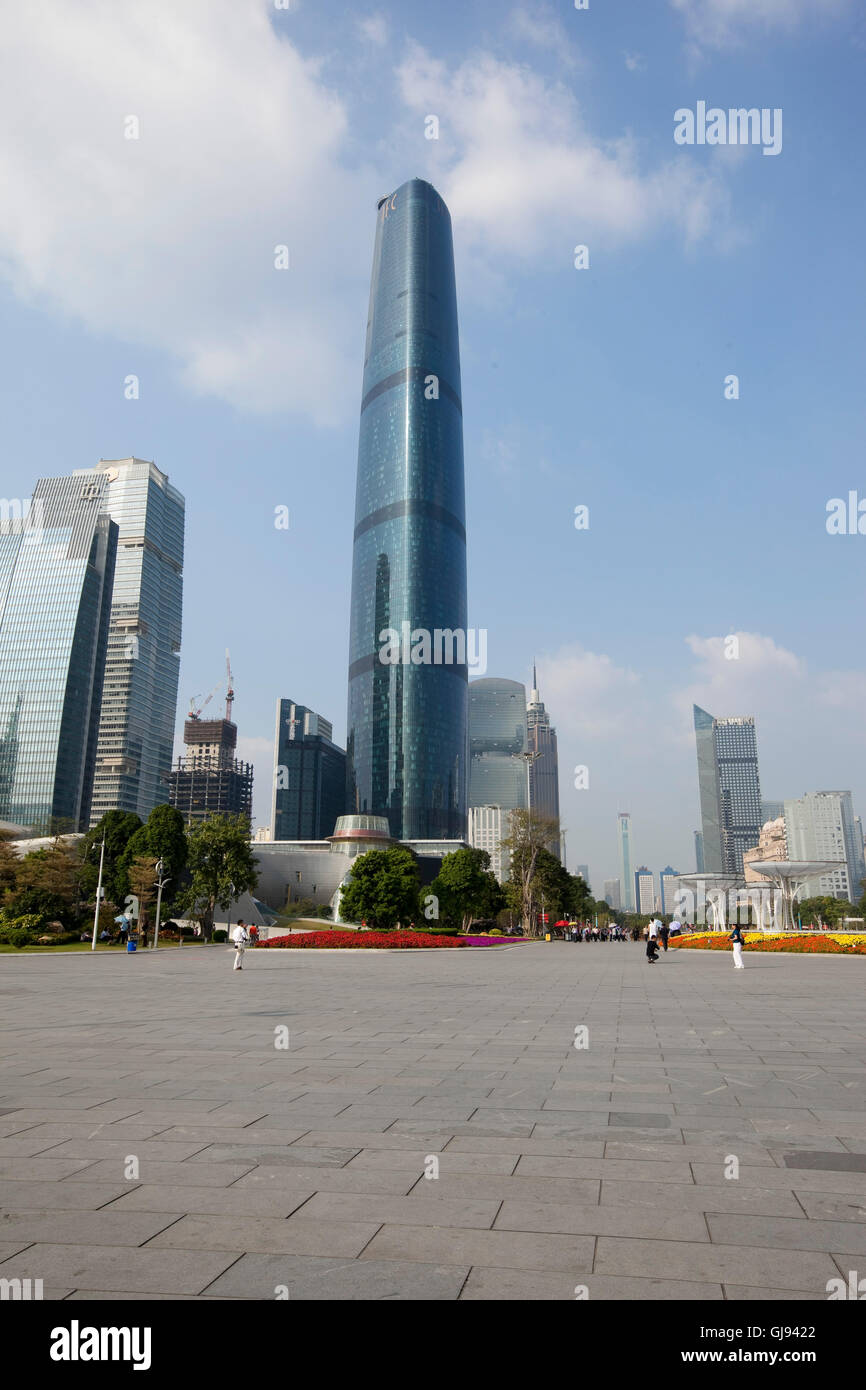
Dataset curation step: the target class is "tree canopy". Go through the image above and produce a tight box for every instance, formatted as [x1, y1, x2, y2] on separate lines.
[338, 847, 421, 930]
[175, 814, 258, 939]
[427, 847, 505, 929]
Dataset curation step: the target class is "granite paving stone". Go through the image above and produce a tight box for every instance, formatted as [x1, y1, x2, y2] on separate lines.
[1, 942, 864, 1300]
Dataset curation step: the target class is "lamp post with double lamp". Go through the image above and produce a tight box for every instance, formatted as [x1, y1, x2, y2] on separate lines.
[90, 834, 106, 952]
[151, 859, 171, 951]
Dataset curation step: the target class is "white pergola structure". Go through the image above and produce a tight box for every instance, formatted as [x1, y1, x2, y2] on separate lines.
[669, 873, 742, 930]
[745, 860, 847, 932]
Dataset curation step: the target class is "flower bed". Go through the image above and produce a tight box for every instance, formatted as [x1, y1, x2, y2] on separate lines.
[671, 932, 866, 955]
[259, 930, 508, 950]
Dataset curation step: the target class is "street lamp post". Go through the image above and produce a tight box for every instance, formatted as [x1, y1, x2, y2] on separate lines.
[90, 834, 106, 952]
[225, 882, 236, 941]
[151, 860, 171, 951]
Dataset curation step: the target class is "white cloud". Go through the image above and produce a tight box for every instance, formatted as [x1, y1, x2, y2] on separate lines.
[396, 45, 731, 263]
[357, 13, 388, 46]
[507, 6, 581, 67]
[0, 0, 376, 423]
[624, 52, 646, 71]
[670, 0, 849, 51]
[538, 644, 642, 740]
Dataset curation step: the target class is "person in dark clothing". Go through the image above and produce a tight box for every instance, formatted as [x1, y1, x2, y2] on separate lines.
[659, 921, 670, 952]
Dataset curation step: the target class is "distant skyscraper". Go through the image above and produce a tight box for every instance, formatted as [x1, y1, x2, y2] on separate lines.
[467, 677, 527, 879]
[469, 805, 507, 882]
[0, 473, 117, 832]
[635, 866, 654, 914]
[694, 705, 762, 875]
[73, 459, 184, 826]
[168, 716, 253, 824]
[618, 812, 635, 910]
[346, 178, 468, 841]
[469, 679, 528, 810]
[526, 663, 561, 859]
[694, 829, 705, 872]
[659, 865, 679, 915]
[783, 791, 866, 904]
[575, 863, 590, 890]
[761, 799, 784, 823]
[603, 878, 621, 910]
[271, 699, 346, 841]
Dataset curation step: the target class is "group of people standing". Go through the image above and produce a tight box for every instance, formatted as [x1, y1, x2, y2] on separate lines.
[568, 923, 630, 942]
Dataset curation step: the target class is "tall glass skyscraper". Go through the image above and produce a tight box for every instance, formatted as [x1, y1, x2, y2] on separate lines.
[618, 812, 635, 910]
[346, 179, 468, 840]
[0, 474, 117, 832]
[694, 705, 762, 875]
[526, 663, 561, 860]
[75, 460, 184, 825]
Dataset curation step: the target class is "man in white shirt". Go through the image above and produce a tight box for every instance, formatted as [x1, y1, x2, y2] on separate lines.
[231, 920, 250, 971]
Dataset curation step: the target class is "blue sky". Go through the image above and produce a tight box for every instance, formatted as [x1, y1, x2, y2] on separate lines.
[1, 0, 864, 887]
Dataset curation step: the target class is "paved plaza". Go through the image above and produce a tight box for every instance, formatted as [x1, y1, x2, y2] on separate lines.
[1, 941, 866, 1300]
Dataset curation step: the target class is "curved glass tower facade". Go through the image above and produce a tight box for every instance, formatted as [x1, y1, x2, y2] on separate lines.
[468, 678, 528, 811]
[346, 179, 468, 840]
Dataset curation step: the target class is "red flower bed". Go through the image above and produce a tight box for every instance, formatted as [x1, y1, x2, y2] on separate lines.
[259, 930, 473, 950]
[671, 933, 866, 955]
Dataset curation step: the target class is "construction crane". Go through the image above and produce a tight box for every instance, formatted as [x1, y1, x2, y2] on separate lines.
[225, 649, 234, 722]
[188, 679, 221, 720]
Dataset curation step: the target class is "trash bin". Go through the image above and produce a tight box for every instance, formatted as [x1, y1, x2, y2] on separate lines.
[126, 940, 137, 953]
[545, 932, 551, 942]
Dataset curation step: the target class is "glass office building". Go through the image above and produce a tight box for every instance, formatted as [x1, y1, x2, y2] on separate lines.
[75, 459, 184, 824]
[346, 178, 468, 840]
[618, 812, 635, 910]
[468, 678, 528, 811]
[0, 473, 117, 832]
[526, 663, 562, 860]
[271, 699, 347, 840]
[694, 705, 763, 875]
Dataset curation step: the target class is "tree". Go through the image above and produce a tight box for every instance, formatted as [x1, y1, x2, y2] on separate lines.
[0, 831, 20, 905]
[338, 847, 421, 930]
[127, 856, 159, 932]
[83, 811, 143, 907]
[500, 809, 562, 936]
[427, 847, 505, 930]
[121, 805, 188, 910]
[14, 842, 82, 922]
[175, 814, 258, 940]
[796, 895, 848, 927]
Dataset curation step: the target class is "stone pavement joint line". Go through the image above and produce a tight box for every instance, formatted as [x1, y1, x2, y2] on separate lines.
[0, 944, 864, 1299]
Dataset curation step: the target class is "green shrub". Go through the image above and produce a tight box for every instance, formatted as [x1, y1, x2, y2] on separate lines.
[8, 928, 32, 948]
[213, 929, 228, 943]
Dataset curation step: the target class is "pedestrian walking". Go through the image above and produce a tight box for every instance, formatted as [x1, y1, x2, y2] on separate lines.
[730, 923, 746, 970]
[659, 920, 670, 952]
[231, 919, 250, 971]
